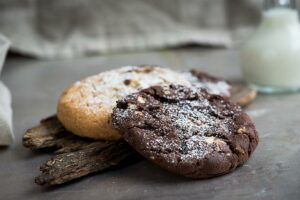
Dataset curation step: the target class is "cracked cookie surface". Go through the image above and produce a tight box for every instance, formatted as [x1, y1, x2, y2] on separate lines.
[112, 84, 258, 178]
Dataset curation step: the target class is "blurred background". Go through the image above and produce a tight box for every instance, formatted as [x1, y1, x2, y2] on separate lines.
[0, 0, 273, 59]
[1, 2, 300, 199]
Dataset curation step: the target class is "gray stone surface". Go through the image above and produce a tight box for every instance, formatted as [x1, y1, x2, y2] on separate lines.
[0, 48, 299, 200]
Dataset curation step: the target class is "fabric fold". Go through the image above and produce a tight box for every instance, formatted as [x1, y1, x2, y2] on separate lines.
[0, 81, 14, 146]
[0, 34, 13, 146]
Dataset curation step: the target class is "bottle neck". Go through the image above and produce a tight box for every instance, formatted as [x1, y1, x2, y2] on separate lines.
[264, 0, 296, 10]
[262, 0, 299, 27]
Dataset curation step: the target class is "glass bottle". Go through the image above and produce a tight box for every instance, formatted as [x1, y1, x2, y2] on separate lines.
[241, 0, 300, 93]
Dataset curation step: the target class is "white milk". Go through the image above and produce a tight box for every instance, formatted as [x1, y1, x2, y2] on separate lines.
[241, 8, 300, 92]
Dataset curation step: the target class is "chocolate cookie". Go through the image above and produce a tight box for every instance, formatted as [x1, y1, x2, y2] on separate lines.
[112, 85, 258, 178]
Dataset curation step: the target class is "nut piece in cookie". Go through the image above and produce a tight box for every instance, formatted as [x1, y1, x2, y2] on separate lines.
[112, 84, 258, 178]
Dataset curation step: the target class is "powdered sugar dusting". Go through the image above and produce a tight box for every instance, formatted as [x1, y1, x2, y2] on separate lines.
[182, 72, 231, 97]
[63, 67, 231, 117]
[65, 66, 192, 113]
[158, 95, 231, 161]
[182, 136, 214, 160]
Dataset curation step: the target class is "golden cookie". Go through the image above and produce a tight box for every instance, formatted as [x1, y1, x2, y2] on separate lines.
[57, 66, 191, 140]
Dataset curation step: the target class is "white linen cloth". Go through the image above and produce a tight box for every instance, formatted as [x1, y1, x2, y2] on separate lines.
[0, 34, 13, 146]
[0, 82, 14, 146]
[0, 0, 235, 59]
[5, 0, 300, 59]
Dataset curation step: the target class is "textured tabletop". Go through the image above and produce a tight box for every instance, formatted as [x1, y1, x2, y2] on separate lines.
[1, 48, 299, 200]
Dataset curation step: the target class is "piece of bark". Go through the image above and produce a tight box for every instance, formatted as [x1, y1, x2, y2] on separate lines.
[23, 116, 98, 153]
[35, 140, 134, 186]
[23, 115, 67, 150]
[22, 83, 256, 186]
[231, 82, 257, 107]
[23, 116, 139, 186]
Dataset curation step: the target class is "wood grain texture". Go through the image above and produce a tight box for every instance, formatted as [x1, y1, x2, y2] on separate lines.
[35, 140, 134, 186]
[23, 116, 139, 186]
